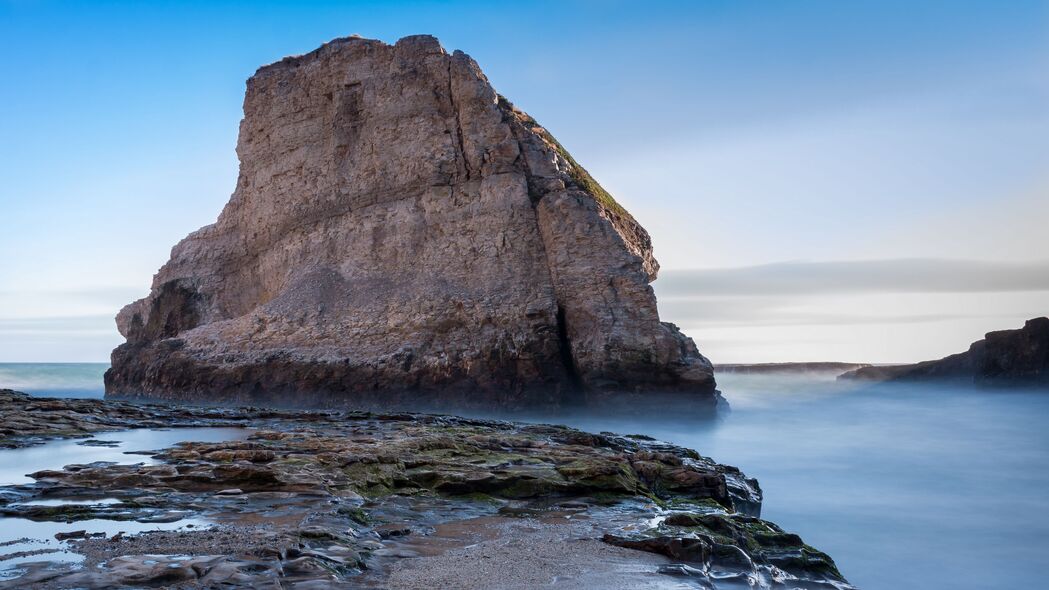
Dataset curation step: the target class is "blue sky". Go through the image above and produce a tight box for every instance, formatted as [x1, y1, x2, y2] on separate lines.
[1, 0, 1047, 362]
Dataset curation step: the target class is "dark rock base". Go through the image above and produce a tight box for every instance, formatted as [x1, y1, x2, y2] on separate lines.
[104, 342, 719, 413]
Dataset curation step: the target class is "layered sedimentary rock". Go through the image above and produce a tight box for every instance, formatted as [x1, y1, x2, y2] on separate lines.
[842, 317, 1049, 386]
[105, 35, 715, 409]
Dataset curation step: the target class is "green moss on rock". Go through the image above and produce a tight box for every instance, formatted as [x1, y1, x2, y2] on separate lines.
[496, 95, 631, 219]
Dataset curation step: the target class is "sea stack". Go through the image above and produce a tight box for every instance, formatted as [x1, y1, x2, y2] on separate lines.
[105, 35, 715, 410]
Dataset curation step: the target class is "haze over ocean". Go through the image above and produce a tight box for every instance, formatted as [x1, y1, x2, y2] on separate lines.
[2, 0, 1047, 363]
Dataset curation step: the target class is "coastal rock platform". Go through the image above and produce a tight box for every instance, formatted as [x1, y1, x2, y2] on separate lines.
[0, 390, 851, 588]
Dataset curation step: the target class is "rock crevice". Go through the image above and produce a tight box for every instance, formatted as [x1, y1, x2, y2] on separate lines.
[105, 34, 715, 410]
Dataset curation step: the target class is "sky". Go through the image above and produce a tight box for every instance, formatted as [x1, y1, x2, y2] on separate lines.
[1, 0, 1047, 363]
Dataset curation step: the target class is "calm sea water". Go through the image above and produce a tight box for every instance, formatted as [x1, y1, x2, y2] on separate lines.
[549, 374, 1049, 590]
[2, 363, 1047, 589]
[0, 363, 107, 398]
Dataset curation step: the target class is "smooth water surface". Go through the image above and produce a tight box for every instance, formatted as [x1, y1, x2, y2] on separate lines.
[0, 427, 251, 486]
[3, 363, 1048, 589]
[0, 363, 106, 398]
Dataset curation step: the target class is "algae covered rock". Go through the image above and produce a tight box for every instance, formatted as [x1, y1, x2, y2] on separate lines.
[604, 510, 848, 587]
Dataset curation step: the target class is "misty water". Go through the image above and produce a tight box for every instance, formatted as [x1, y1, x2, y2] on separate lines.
[548, 374, 1049, 590]
[2, 364, 1048, 589]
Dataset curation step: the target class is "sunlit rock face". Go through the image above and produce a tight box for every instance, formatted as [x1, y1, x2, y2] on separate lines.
[105, 35, 714, 410]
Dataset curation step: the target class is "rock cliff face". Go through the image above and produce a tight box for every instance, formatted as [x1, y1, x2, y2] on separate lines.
[105, 35, 715, 410]
[841, 317, 1049, 386]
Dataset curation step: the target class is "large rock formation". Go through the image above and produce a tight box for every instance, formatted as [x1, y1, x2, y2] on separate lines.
[841, 317, 1049, 386]
[105, 35, 715, 410]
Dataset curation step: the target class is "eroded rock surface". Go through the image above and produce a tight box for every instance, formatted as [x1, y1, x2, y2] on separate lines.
[104, 34, 714, 410]
[842, 317, 1049, 386]
[0, 392, 850, 589]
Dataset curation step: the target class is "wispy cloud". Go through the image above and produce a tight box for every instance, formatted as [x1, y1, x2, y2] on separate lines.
[656, 298, 993, 329]
[0, 287, 143, 320]
[652, 263, 1048, 363]
[0, 314, 122, 362]
[656, 259, 1049, 297]
[0, 315, 115, 335]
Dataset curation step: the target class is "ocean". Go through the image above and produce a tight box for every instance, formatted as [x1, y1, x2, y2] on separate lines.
[2, 363, 1047, 589]
[0, 363, 108, 398]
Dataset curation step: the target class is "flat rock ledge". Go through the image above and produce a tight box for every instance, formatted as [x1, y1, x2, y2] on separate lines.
[0, 389, 851, 589]
[105, 34, 716, 411]
[716, 362, 871, 376]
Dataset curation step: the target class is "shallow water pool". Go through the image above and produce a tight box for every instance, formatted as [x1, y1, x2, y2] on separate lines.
[0, 427, 251, 486]
[0, 426, 251, 575]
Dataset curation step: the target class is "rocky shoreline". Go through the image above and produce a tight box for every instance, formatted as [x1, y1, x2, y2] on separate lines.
[0, 389, 851, 588]
[841, 317, 1049, 386]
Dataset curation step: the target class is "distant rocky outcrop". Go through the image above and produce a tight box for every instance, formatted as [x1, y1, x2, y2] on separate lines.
[105, 35, 715, 410]
[841, 317, 1049, 386]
